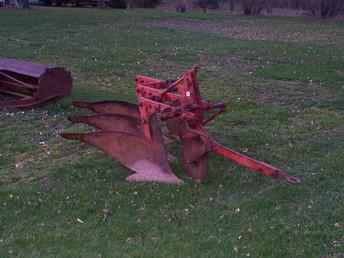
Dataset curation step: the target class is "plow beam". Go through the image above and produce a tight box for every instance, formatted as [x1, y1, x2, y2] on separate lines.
[211, 141, 301, 184]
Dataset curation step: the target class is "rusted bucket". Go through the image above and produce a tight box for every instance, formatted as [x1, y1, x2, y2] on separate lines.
[0, 58, 72, 109]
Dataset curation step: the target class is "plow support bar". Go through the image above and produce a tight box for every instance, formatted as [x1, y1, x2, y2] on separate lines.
[212, 141, 301, 184]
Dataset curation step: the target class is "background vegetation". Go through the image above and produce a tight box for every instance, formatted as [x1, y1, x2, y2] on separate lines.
[0, 7, 343, 258]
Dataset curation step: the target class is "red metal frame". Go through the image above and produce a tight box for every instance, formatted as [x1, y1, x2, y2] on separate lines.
[136, 66, 300, 184]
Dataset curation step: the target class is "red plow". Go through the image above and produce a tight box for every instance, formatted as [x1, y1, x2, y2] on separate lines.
[0, 58, 72, 109]
[62, 67, 300, 184]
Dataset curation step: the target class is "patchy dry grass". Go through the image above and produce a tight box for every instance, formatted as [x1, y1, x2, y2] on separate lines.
[146, 18, 344, 44]
[0, 7, 343, 258]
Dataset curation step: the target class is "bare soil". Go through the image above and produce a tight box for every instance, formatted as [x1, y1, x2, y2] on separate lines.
[254, 80, 336, 106]
[146, 19, 335, 43]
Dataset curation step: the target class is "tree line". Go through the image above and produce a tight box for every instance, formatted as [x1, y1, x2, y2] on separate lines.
[8, 0, 344, 18]
[178, 0, 344, 18]
[238, 0, 344, 18]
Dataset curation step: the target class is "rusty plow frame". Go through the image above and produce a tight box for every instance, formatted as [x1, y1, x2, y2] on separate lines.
[61, 66, 300, 185]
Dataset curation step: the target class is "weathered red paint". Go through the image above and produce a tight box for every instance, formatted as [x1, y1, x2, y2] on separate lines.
[62, 66, 300, 184]
[0, 58, 72, 109]
[135, 66, 300, 184]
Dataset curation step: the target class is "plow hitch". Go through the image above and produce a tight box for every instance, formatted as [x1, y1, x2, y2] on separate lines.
[0, 58, 72, 109]
[62, 66, 300, 185]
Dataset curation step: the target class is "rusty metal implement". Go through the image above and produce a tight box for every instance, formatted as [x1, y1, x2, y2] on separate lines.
[0, 58, 72, 109]
[62, 66, 300, 185]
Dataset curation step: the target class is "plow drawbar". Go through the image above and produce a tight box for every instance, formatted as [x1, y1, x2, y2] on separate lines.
[61, 66, 300, 185]
[0, 58, 72, 109]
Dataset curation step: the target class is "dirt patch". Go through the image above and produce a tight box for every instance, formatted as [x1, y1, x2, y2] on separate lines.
[200, 55, 259, 74]
[143, 54, 258, 80]
[142, 58, 186, 79]
[0, 109, 78, 184]
[255, 80, 336, 107]
[141, 54, 335, 109]
[146, 19, 334, 43]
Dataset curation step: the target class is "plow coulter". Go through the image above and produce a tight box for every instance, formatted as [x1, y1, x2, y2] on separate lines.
[62, 66, 300, 185]
[0, 58, 72, 109]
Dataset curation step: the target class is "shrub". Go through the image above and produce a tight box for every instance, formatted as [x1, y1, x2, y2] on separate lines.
[109, 0, 126, 8]
[193, 0, 219, 12]
[127, 0, 160, 8]
[242, 0, 266, 15]
[307, 0, 344, 18]
[176, 2, 187, 12]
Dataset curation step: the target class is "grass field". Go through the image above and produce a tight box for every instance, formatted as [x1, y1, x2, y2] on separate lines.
[0, 7, 344, 258]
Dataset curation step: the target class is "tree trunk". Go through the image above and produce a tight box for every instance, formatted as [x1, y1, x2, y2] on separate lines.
[307, 0, 344, 18]
[22, 0, 29, 8]
[229, 0, 234, 11]
[266, 0, 272, 13]
[242, 0, 265, 15]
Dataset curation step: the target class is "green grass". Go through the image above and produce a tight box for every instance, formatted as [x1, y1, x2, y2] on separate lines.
[0, 7, 344, 258]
